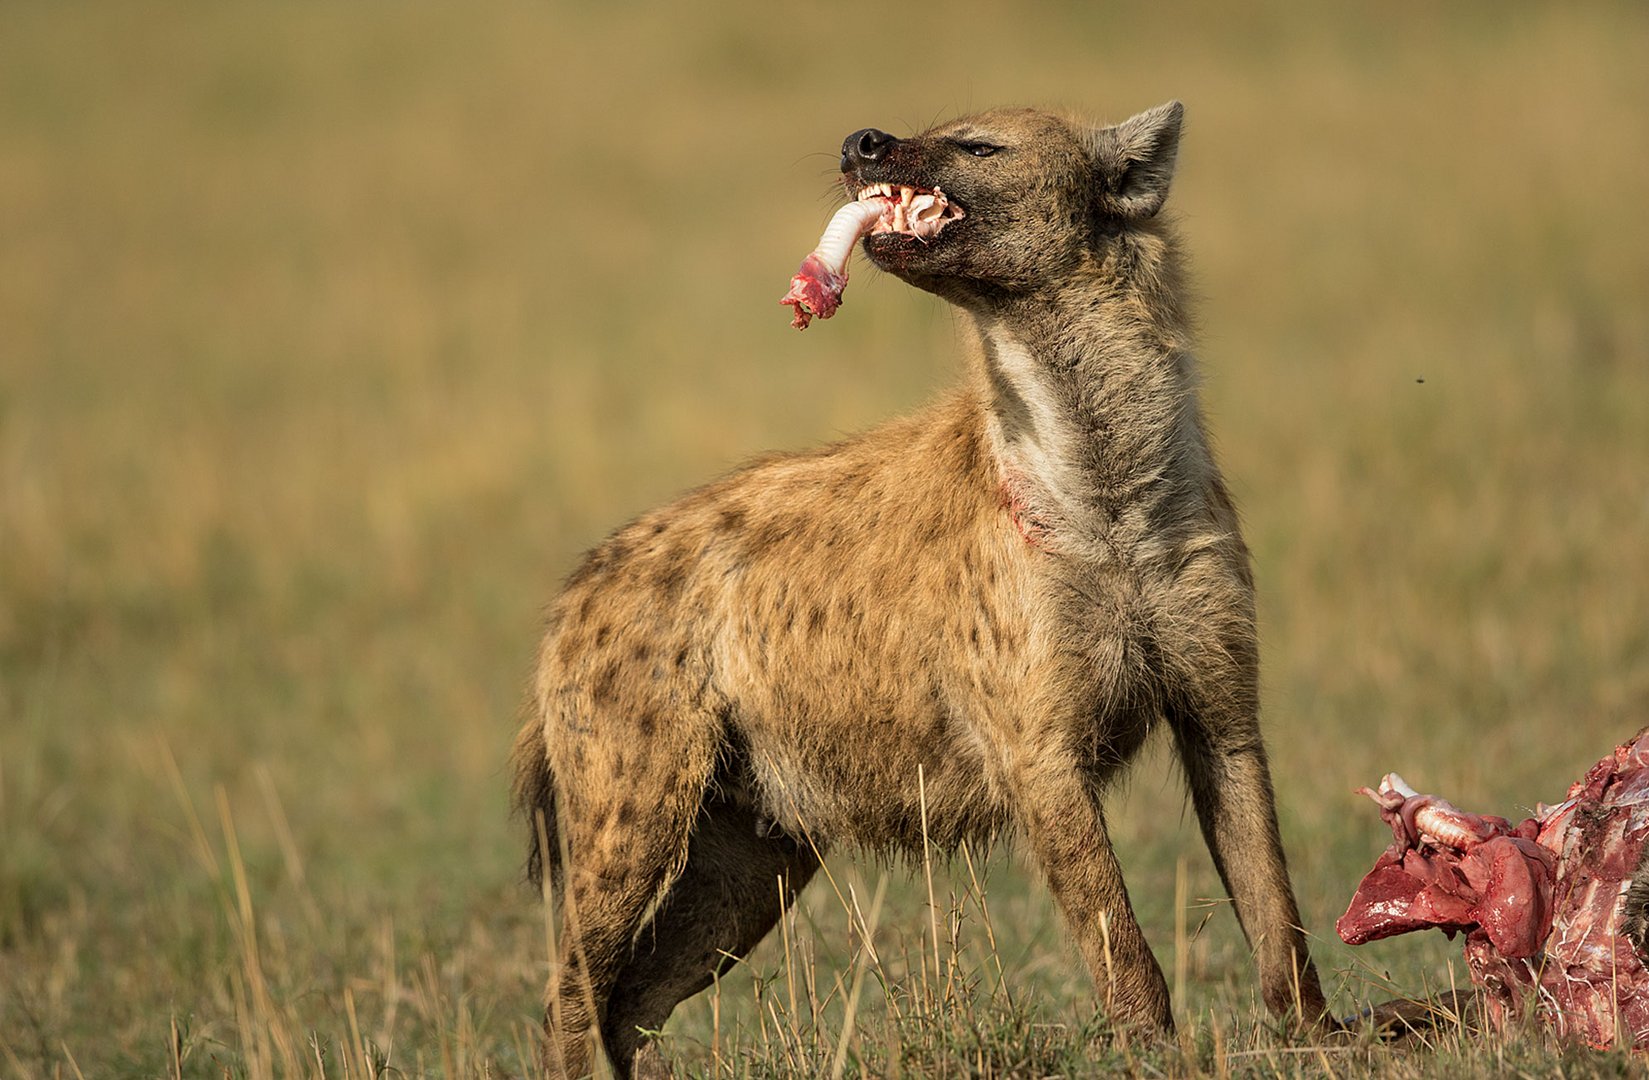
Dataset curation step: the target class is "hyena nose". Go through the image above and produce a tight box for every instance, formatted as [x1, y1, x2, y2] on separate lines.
[841, 128, 897, 172]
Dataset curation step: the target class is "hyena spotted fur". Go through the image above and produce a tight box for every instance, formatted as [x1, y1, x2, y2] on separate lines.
[513, 100, 1329, 1077]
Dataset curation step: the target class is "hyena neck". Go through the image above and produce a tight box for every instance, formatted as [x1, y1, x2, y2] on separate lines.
[971, 237, 1216, 555]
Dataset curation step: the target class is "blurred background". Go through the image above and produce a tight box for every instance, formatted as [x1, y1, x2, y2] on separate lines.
[2, 1, 1647, 1074]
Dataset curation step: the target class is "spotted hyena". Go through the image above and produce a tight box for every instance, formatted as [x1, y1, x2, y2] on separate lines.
[513, 101, 1328, 1077]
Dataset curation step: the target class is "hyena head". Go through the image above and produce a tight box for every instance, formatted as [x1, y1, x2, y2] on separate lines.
[840, 101, 1182, 310]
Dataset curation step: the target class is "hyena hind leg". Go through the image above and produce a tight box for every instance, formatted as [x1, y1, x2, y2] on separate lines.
[539, 715, 719, 1078]
[601, 796, 822, 1078]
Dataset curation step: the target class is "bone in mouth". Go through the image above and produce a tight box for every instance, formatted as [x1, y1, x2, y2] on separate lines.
[780, 184, 962, 330]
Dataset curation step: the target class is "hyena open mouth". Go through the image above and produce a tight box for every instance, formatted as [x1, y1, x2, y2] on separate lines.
[854, 182, 964, 240]
[780, 184, 964, 329]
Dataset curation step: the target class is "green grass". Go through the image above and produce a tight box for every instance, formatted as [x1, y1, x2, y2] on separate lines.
[2, 1, 1648, 1075]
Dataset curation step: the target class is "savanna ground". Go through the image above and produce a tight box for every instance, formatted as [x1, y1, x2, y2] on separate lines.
[3, 3, 1648, 1076]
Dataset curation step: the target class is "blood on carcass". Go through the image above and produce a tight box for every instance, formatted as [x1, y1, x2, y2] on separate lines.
[1338, 727, 1649, 1048]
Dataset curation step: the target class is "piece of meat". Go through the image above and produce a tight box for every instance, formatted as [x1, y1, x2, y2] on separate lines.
[779, 185, 963, 329]
[1339, 728, 1649, 1048]
[1337, 771, 1547, 956]
[780, 201, 885, 330]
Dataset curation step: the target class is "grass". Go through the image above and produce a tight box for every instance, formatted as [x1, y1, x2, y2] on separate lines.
[2, 0, 1647, 1075]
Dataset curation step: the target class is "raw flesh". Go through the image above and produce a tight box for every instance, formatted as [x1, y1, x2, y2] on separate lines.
[1338, 728, 1649, 1048]
[780, 185, 961, 330]
[780, 201, 884, 330]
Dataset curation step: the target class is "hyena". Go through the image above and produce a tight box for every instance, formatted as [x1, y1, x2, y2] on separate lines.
[514, 100, 1328, 1077]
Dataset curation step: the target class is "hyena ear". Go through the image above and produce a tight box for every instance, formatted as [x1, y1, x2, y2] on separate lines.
[1088, 100, 1184, 220]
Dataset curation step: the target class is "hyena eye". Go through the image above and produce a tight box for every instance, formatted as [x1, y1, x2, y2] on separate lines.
[955, 140, 1002, 158]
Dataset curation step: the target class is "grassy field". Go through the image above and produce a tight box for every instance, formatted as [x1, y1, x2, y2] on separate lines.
[3, 2, 1648, 1076]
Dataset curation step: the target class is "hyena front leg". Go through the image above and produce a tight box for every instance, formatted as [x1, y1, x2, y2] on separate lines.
[1169, 692, 1327, 1025]
[1012, 763, 1174, 1032]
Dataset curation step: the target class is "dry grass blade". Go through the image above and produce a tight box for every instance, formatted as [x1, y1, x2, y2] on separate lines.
[253, 764, 322, 931]
[829, 874, 888, 1080]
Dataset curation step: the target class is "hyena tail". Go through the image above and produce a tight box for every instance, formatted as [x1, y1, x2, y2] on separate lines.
[510, 715, 560, 887]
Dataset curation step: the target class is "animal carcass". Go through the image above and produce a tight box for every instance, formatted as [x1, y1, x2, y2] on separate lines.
[1338, 728, 1649, 1048]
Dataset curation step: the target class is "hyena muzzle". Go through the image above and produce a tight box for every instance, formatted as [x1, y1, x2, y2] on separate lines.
[513, 100, 1329, 1077]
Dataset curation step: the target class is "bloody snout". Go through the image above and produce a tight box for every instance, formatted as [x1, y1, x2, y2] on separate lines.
[841, 128, 897, 172]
